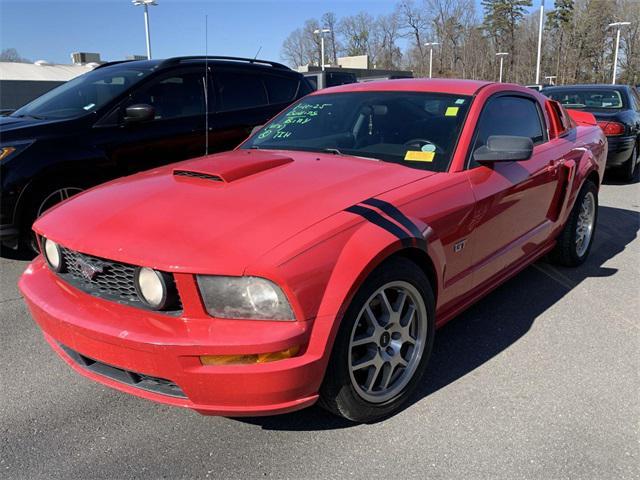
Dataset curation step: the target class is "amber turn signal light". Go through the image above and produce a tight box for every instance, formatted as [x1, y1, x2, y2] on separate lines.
[200, 346, 300, 365]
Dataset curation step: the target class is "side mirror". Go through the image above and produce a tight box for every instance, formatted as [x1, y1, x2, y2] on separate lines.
[473, 135, 534, 163]
[250, 125, 263, 136]
[124, 104, 155, 124]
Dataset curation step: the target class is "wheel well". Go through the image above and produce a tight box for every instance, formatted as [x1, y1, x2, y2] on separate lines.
[391, 247, 439, 303]
[586, 170, 600, 190]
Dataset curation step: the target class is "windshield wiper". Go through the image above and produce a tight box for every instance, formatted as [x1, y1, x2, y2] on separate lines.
[13, 114, 46, 120]
[323, 148, 343, 155]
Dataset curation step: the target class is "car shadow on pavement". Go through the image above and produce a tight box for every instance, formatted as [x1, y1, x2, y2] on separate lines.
[236, 205, 639, 431]
[0, 245, 35, 261]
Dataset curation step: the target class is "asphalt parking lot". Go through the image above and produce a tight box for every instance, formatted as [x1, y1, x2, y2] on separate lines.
[1, 176, 638, 480]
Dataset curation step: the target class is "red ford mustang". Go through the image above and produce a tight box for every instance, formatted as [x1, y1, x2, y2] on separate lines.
[19, 79, 606, 422]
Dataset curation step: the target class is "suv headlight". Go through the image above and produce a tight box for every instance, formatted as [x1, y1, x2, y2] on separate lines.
[196, 276, 295, 320]
[0, 140, 34, 163]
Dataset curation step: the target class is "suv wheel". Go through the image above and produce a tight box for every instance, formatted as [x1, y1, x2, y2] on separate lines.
[21, 184, 85, 254]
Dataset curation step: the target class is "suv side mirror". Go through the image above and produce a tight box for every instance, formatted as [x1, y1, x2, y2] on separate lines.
[250, 125, 263, 136]
[124, 104, 155, 124]
[473, 135, 534, 163]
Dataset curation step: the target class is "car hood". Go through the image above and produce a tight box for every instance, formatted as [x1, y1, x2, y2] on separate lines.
[0, 114, 77, 141]
[34, 149, 431, 274]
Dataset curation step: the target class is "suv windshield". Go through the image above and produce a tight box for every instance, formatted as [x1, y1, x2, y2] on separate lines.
[545, 89, 625, 110]
[242, 91, 471, 172]
[12, 65, 154, 120]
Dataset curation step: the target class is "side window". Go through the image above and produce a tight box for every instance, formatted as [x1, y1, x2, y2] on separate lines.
[214, 70, 268, 112]
[469, 95, 545, 169]
[128, 71, 205, 120]
[263, 75, 298, 105]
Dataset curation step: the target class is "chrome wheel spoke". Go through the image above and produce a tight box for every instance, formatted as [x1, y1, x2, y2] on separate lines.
[351, 333, 377, 348]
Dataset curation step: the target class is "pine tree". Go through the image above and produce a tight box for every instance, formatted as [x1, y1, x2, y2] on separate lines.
[482, 0, 533, 81]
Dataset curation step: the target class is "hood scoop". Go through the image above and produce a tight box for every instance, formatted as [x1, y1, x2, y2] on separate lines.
[173, 150, 293, 184]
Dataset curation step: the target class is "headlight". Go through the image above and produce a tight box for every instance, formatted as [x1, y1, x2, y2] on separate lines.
[0, 140, 34, 163]
[134, 267, 177, 310]
[0, 147, 16, 162]
[196, 276, 294, 320]
[42, 237, 63, 272]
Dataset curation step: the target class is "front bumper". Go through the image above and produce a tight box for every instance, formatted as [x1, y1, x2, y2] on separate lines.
[19, 257, 326, 416]
[605, 135, 636, 167]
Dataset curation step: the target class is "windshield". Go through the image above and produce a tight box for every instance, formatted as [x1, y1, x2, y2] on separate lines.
[12, 66, 154, 120]
[545, 89, 625, 110]
[241, 91, 471, 172]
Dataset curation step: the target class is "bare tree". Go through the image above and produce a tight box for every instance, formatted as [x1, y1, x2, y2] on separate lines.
[339, 12, 378, 63]
[322, 12, 341, 64]
[278, 0, 640, 84]
[0, 48, 30, 63]
[281, 28, 308, 67]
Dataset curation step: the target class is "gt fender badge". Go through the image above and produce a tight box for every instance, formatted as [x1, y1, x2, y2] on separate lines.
[454, 239, 466, 253]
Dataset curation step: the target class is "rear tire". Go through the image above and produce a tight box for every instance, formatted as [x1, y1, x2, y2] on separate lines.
[620, 145, 638, 183]
[319, 257, 435, 423]
[550, 180, 598, 267]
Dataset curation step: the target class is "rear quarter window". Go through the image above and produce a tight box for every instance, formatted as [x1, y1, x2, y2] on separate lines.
[214, 70, 268, 112]
[263, 75, 299, 105]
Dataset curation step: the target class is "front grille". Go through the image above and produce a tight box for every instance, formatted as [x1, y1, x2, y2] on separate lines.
[55, 246, 182, 314]
[59, 343, 187, 399]
[173, 170, 224, 182]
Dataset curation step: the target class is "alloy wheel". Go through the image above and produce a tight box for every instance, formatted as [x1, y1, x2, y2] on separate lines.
[575, 191, 595, 257]
[348, 281, 428, 404]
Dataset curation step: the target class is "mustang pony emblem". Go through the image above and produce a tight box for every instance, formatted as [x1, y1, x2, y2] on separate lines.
[76, 258, 104, 280]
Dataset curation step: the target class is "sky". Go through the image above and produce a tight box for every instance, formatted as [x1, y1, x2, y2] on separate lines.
[0, 0, 541, 66]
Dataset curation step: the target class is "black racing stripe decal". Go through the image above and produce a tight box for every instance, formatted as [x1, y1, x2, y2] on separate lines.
[361, 198, 423, 238]
[345, 205, 412, 247]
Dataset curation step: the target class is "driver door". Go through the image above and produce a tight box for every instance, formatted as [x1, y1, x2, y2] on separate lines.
[94, 68, 207, 175]
[465, 93, 562, 288]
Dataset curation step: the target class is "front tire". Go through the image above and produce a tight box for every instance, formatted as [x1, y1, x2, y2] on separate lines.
[20, 184, 85, 254]
[319, 257, 435, 422]
[550, 180, 598, 267]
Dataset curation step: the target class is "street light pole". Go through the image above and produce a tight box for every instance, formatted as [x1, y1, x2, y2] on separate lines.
[535, 0, 545, 85]
[496, 52, 509, 83]
[608, 21, 631, 84]
[424, 42, 439, 79]
[314, 28, 331, 71]
[132, 0, 157, 60]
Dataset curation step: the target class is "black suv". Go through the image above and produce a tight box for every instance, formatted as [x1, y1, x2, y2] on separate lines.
[0, 56, 312, 252]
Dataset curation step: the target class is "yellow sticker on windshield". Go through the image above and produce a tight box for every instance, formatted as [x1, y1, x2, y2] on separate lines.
[445, 107, 459, 116]
[405, 151, 435, 162]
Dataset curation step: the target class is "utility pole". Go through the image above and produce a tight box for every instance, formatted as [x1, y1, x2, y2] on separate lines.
[424, 42, 439, 79]
[132, 0, 158, 60]
[535, 0, 545, 85]
[608, 22, 631, 84]
[314, 28, 331, 71]
[496, 52, 509, 83]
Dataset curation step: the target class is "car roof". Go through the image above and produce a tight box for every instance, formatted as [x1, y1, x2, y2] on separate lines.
[543, 84, 630, 91]
[95, 56, 297, 75]
[314, 78, 492, 96]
